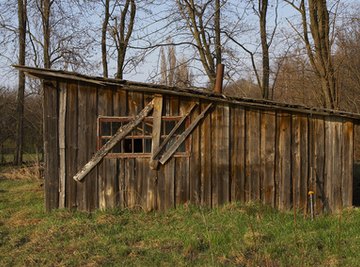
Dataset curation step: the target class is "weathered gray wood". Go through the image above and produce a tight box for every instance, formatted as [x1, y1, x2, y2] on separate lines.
[150, 95, 163, 169]
[200, 102, 212, 206]
[214, 104, 230, 205]
[160, 103, 213, 165]
[333, 119, 344, 212]
[245, 109, 261, 201]
[260, 111, 276, 206]
[190, 102, 201, 204]
[153, 103, 197, 160]
[73, 100, 154, 182]
[58, 83, 67, 208]
[310, 117, 325, 214]
[43, 81, 59, 211]
[291, 115, 309, 212]
[97, 88, 113, 210]
[342, 121, 353, 208]
[276, 112, 292, 210]
[65, 82, 78, 209]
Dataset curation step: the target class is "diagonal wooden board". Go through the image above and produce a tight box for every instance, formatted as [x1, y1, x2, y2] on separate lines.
[159, 103, 213, 165]
[73, 99, 155, 182]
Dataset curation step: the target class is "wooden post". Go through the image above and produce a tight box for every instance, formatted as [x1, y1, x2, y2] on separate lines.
[149, 95, 163, 170]
[58, 83, 67, 208]
[73, 99, 154, 182]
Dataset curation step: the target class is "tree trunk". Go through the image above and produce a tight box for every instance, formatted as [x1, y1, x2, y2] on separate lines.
[260, 0, 270, 99]
[102, 0, 110, 78]
[115, 0, 136, 79]
[15, 0, 27, 165]
[42, 0, 51, 69]
[215, 0, 222, 66]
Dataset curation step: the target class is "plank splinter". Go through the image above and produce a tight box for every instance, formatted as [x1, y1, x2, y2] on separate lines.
[73, 99, 154, 182]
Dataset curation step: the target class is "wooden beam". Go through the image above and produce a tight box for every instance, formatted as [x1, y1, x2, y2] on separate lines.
[159, 103, 213, 165]
[73, 99, 154, 182]
[58, 83, 67, 208]
[149, 95, 163, 170]
[152, 103, 197, 160]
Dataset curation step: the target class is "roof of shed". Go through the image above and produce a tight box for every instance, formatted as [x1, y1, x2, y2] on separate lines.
[14, 65, 360, 121]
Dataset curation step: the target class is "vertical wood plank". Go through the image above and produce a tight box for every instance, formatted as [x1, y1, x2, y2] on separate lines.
[85, 85, 98, 211]
[200, 102, 212, 206]
[114, 89, 127, 208]
[190, 101, 201, 204]
[176, 99, 191, 206]
[43, 81, 59, 211]
[260, 111, 276, 206]
[58, 82, 67, 208]
[76, 83, 87, 211]
[276, 112, 292, 210]
[310, 117, 325, 213]
[97, 88, 114, 209]
[245, 109, 261, 202]
[291, 115, 309, 212]
[342, 120, 354, 208]
[127, 91, 144, 208]
[65, 82, 78, 209]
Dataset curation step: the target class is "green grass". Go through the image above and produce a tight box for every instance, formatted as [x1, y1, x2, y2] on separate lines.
[1, 177, 360, 266]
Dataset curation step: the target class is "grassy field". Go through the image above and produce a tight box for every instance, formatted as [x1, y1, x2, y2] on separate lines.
[1, 171, 360, 266]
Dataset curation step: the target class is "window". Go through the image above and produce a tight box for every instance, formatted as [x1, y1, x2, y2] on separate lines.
[97, 116, 189, 158]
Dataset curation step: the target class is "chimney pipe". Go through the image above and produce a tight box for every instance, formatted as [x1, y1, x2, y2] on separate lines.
[214, 64, 224, 94]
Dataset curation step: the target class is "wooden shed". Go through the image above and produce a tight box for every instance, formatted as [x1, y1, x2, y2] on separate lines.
[17, 66, 360, 213]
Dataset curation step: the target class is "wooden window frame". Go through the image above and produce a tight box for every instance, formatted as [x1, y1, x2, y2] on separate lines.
[97, 116, 191, 158]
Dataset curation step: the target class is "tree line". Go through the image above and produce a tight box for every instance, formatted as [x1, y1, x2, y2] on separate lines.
[1, 0, 360, 164]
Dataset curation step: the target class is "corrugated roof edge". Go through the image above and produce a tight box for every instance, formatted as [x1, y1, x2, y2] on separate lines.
[13, 65, 360, 121]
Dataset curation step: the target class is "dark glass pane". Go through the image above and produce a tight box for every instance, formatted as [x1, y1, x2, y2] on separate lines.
[123, 139, 132, 153]
[101, 122, 111, 136]
[176, 122, 185, 134]
[144, 138, 152, 153]
[112, 142, 121, 153]
[133, 138, 143, 153]
[101, 138, 108, 147]
[165, 120, 176, 135]
[144, 122, 153, 136]
[178, 141, 186, 152]
[112, 122, 121, 134]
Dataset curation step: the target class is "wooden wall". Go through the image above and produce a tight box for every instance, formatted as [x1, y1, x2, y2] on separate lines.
[44, 81, 354, 213]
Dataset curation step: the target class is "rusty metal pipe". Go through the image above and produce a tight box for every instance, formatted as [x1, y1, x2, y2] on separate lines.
[214, 64, 224, 94]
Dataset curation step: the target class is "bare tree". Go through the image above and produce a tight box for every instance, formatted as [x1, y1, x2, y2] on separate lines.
[102, 0, 110, 77]
[108, 0, 136, 79]
[176, 0, 222, 87]
[15, 0, 27, 165]
[285, 0, 338, 108]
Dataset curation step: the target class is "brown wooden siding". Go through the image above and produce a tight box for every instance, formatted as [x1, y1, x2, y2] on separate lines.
[45, 80, 354, 213]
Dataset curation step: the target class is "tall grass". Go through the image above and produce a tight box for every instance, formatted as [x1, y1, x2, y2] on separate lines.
[1, 176, 360, 266]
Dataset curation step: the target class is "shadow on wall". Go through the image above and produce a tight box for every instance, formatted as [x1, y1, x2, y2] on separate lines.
[353, 163, 360, 206]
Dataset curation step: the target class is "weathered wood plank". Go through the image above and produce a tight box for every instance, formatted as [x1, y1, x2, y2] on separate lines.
[76, 84, 88, 210]
[58, 82, 67, 208]
[97, 88, 113, 210]
[333, 119, 343, 212]
[291, 115, 309, 212]
[65, 82, 78, 209]
[160, 103, 212, 165]
[276, 112, 292, 210]
[200, 102, 212, 206]
[153, 103, 197, 159]
[73, 100, 154, 182]
[43, 81, 59, 211]
[150, 95, 163, 169]
[324, 120, 334, 212]
[310, 117, 325, 214]
[260, 111, 276, 206]
[211, 103, 230, 206]
[342, 121, 354, 208]
[189, 102, 201, 204]
[245, 109, 261, 202]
